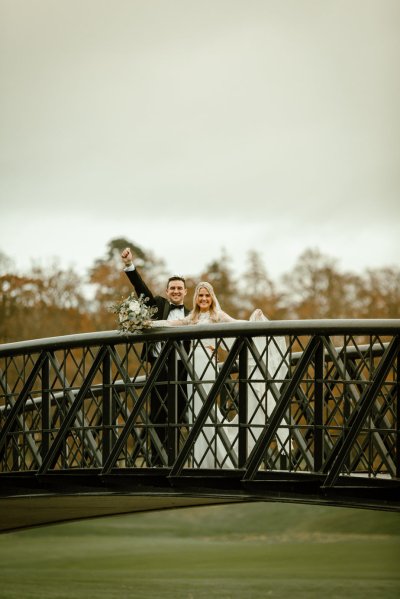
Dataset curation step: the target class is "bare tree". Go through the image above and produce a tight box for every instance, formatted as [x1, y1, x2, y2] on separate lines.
[201, 248, 239, 316]
[241, 250, 284, 319]
[281, 248, 359, 318]
[360, 267, 400, 318]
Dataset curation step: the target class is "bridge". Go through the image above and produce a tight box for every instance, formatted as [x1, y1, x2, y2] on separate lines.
[0, 319, 399, 532]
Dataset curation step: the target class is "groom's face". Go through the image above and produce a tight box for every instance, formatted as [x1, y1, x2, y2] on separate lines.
[166, 279, 187, 305]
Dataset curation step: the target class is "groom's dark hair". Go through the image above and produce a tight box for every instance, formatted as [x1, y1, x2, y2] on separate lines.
[167, 275, 186, 288]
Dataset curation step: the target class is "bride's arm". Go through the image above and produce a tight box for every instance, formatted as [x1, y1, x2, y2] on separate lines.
[218, 311, 247, 323]
[217, 311, 236, 322]
[218, 309, 269, 323]
[149, 316, 191, 327]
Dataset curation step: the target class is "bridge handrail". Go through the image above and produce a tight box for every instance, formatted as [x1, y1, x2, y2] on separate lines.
[0, 318, 399, 357]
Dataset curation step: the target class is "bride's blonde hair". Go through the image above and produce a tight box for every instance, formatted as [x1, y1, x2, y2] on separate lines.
[188, 281, 220, 323]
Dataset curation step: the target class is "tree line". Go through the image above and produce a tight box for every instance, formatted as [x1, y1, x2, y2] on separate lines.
[0, 238, 399, 344]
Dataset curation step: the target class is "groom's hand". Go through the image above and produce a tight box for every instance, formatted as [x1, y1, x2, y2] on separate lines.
[121, 247, 133, 266]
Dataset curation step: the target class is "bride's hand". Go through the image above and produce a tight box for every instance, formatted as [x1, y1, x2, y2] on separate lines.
[249, 308, 268, 322]
[144, 320, 155, 327]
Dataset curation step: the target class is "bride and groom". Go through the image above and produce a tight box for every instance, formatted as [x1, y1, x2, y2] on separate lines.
[121, 247, 289, 469]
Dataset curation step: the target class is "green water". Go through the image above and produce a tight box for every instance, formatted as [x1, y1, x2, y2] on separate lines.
[0, 502, 399, 598]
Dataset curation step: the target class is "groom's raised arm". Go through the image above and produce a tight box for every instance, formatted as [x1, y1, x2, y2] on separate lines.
[121, 247, 155, 304]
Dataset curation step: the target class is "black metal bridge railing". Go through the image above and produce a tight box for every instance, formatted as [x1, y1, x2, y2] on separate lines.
[0, 319, 399, 518]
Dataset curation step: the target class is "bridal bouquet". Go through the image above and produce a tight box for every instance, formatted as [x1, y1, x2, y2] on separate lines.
[111, 293, 158, 333]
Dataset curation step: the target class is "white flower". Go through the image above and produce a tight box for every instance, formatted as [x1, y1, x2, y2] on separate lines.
[128, 300, 141, 314]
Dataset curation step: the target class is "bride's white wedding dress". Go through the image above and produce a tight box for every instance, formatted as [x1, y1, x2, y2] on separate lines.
[224, 310, 289, 463]
[151, 308, 289, 469]
[189, 311, 234, 468]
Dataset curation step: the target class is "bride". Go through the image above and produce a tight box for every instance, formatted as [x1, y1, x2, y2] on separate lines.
[150, 281, 288, 469]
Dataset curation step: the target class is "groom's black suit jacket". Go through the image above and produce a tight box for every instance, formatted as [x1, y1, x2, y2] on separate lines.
[125, 268, 190, 360]
[125, 268, 190, 460]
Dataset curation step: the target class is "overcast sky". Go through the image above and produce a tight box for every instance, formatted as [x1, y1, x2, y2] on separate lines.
[1, 0, 399, 281]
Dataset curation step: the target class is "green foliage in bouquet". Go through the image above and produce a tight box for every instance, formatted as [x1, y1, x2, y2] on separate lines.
[111, 293, 158, 333]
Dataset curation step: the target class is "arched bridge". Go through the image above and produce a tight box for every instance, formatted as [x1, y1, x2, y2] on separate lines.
[0, 320, 399, 532]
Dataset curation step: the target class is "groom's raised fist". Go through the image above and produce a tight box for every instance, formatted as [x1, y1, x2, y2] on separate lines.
[121, 247, 133, 265]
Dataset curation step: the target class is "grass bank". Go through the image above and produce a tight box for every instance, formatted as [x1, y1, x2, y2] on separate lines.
[0, 502, 399, 598]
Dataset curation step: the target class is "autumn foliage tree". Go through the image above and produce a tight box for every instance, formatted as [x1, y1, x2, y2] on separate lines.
[0, 242, 399, 345]
[88, 237, 168, 330]
[280, 249, 400, 320]
[0, 261, 91, 343]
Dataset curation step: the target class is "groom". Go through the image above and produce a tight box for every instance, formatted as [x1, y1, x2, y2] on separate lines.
[121, 247, 190, 466]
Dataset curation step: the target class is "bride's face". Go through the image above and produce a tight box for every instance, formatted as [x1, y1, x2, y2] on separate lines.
[196, 287, 212, 312]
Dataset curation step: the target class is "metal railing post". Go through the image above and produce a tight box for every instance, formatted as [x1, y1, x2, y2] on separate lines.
[41, 353, 50, 461]
[314, 337, 324, 472]
[102, 349, 112, 465]
[238, 338, 248, 468]
[167, 344, 178, 466]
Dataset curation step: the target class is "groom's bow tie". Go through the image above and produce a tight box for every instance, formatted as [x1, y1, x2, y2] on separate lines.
[170, 304, 184, 310]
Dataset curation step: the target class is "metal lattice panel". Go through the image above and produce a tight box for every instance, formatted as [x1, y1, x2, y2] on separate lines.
[0, 321, 399, 510]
